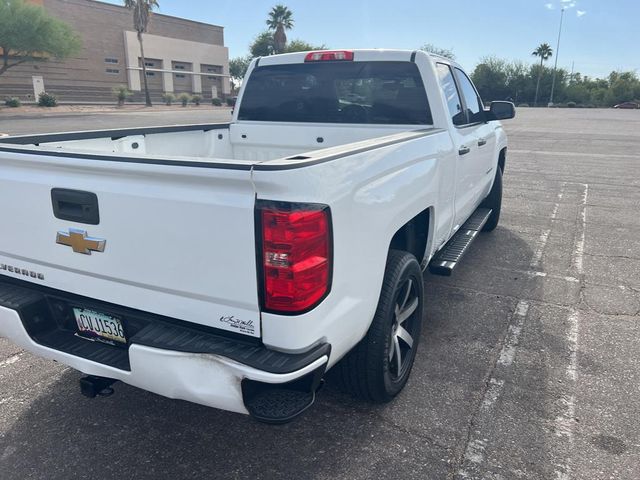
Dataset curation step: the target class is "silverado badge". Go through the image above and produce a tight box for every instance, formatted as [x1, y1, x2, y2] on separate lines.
[56, 228, 106, 255]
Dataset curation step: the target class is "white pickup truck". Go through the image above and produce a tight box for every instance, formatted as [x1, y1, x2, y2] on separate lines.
[0, 49, 514, 423]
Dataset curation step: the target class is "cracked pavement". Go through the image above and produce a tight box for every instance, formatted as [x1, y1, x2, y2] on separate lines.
[1, 108, 639, 479]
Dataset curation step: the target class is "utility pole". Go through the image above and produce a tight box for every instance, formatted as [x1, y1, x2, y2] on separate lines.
[549, 7, 565, 106]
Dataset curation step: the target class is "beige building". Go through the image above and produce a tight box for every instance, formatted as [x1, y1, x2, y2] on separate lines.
[0, 0, 230, 103]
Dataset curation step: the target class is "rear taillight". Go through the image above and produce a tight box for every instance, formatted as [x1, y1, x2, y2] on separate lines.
[257, 201, 332, 314]
[304, 50, 354, 62]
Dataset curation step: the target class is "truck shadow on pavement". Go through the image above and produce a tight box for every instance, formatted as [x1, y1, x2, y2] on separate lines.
[1, 227, 560, 480]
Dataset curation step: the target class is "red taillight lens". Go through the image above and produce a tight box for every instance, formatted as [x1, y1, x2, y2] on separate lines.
[304, 50, 354, 62]
[258, 202, 332, 314]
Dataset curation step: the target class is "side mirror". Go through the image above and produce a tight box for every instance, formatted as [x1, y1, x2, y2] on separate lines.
[486, 101, 516, 121]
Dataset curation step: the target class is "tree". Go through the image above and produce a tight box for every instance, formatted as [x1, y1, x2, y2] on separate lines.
[532, 43, 553, 107]
[249, 31, 276, 57]
[124, 0, 159, 107]
[472, 57, 509, 101]
[266, 5, 294, 54]
[0, 0, 81, 76]
[229, 56, 251, 91]
[606, 71, 640, 106]
[284, 39, 326, 53]
[472, 57, 533, 103]
[469, 52, 639, 107]
[420, 44, 455, 60]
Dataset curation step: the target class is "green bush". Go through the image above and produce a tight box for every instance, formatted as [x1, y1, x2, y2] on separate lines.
[38, 92, 58, 107]
[4, 97, 21, 107]
[518, 103, 529, 107]
[567, 101, 577, 108]
[226, 97, 236, 107]
[211, 97, 222, 106]
[178, 93, 191, 107]
[191, 94, 202, 106]
[112, 85, 132, 106]
[162, 92, 176, 106]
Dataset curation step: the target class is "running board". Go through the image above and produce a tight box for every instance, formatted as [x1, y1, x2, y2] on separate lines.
[429, 208, 492, 276]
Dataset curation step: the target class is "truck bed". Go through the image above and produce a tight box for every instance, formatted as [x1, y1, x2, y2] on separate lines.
[0, 122, 432, 167]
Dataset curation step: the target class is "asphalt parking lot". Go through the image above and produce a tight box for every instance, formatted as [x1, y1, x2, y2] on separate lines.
[1, 108, 639, 480]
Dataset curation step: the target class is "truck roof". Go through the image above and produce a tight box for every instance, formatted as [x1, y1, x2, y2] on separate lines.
[254, 48, 460, 70]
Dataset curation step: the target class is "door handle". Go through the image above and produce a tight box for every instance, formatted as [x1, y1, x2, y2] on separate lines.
[478, 138, 487, 147]
[458, 146, 471, 155]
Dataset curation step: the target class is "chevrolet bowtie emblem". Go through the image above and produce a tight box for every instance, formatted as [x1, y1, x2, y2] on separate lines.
[56, 228, 106, 255]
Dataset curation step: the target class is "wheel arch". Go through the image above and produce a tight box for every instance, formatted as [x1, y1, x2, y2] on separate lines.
[498, 146, 507, 173]
[388, 207, 434, 268]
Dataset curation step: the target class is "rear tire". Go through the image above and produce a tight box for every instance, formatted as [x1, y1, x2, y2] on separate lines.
[336, 250, 424, 403]
[481, 166, 503, 232]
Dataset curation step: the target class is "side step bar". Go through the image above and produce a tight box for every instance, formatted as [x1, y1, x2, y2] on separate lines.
[429, 207, 492, 276]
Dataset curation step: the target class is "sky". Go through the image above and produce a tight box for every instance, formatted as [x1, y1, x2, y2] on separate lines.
[105, 0, 639, 78]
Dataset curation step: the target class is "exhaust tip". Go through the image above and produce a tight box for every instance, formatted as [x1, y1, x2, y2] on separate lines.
[80, 375, 117, 398]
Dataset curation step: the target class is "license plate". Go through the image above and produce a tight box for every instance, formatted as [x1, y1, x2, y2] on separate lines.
[73, 308, 126, 345]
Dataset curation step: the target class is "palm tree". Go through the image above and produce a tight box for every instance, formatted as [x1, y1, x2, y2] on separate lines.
[124, 0, 159, 106]
[532, 43, 553, 107]
[266, 5, 294, 54]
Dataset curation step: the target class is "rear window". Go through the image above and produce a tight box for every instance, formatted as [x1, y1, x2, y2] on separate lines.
[238, 61, 432, 125]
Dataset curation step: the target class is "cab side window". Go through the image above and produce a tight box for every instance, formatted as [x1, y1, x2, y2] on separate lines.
[454, 68, 485, 124]
[436, 63, 466, 126]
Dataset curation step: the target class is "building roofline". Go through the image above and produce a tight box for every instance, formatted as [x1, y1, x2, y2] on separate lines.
[79, 0, 224, 30]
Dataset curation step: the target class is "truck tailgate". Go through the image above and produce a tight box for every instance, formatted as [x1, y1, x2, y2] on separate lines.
[0, 151, 261, 337]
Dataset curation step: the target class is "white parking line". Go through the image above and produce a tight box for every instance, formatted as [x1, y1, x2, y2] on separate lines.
[0, 354, 21, 368]
[498, 301, 530, 367]
[553, 182, 587, 480]
[551, 184, 565, 220]
[530, 184, 565, 268]
[464, 438, 488, 466]
[491, 266, 579, 283]
[553, 310, 580, 480]
[457, 299, 529, 476]
[572, 184, 589, 275]
[530, 229, 551, 268]
[481, 378, 505, 410]
[457, 181, 575, 477]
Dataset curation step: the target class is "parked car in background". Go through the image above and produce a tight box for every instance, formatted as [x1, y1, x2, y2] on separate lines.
[613, 101, 640, 109]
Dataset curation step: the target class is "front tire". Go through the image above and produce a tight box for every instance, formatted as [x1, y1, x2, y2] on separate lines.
[481, 166, 503, 232]
[336, 250, 424, 403]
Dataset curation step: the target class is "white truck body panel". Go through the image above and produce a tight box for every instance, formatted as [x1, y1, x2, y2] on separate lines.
[0, 49, 509, 416]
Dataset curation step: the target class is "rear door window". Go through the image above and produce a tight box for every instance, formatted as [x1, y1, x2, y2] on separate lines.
[436, 63, 465, 126]
[238, 61, 432, 125]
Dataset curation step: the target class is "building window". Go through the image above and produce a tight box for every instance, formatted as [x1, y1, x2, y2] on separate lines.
[175, 74, 186, 79]
[174, 65, 185, 70]
[105, 58, 119, 64]
[105, 68, 120, 74]
[146, 72, 155, 77]
[145, 62, 155, 67]
[208, 76, 215, 80]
